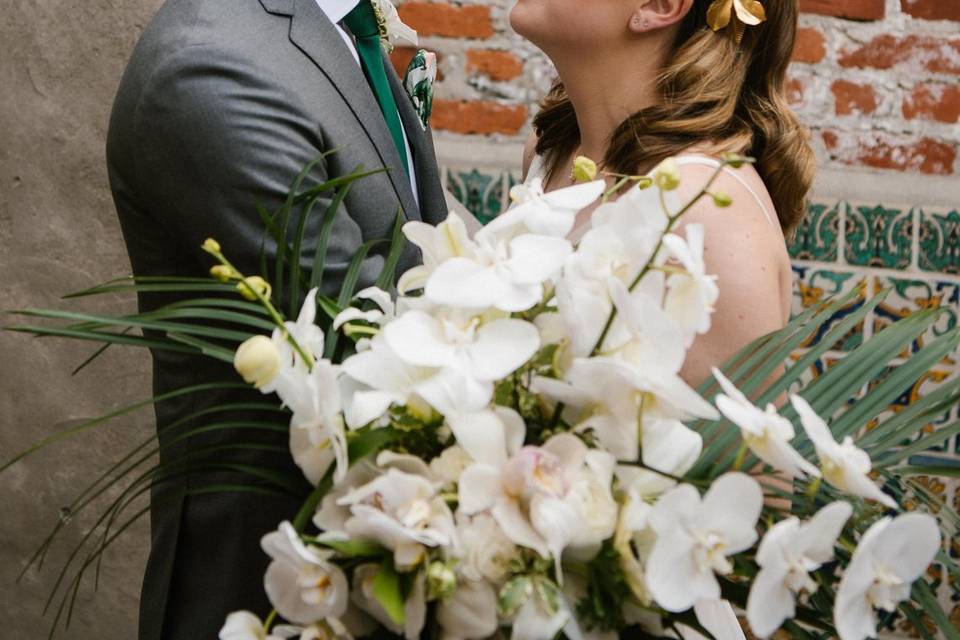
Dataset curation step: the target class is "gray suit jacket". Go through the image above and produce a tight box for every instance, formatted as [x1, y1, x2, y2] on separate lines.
[106, 1, 447, 638]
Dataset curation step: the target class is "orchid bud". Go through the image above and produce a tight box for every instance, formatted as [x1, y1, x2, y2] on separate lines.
[571, 155, 598, 183]
[721, 152, 746, 168]
[237, 276, 272, 302]
[202, 238, 221, 254]
[653, 158, 680, 191]
[210, 265, 237, 283]
[234, 335, 280, 388]
[426, 560, 457, 600]
[712, 191, 733, 208]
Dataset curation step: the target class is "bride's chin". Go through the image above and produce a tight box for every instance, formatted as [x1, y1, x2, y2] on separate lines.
[508, 0, 544, 40]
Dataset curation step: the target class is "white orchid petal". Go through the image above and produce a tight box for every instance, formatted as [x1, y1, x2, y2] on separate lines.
[700, 473, 763, 553]
[800, 501, 853, 564]
[694, 599, 746, 640]
[415, 367, 493, 415]
[467, 319, 541, 381]
[493, 498, 551, 558]
[448, 410, 509, 467]
[384, 310, 454, 368]
[458, 464, 501, 514]
[641, 417, 703, 477]
[505, 234, 573, 284]
[426, 258, 504, 309]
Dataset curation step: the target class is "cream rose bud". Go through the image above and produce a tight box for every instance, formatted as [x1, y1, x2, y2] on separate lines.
[234, 335, 281, 388]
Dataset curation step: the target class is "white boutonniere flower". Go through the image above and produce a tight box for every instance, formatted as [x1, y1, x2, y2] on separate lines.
[372, 0, 418, 51]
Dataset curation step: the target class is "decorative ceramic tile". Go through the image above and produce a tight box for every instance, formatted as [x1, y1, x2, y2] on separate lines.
[844, 204, 914, 269]
[792, 266, 868, 350]
[788, 200, 842, 262]
[919, 209, 960, 275]
[861, 367, 955, 449]
[873, 277, 959, 363]
[445, 168, 505, 225]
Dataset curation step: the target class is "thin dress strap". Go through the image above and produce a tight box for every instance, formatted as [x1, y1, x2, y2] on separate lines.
[674, 155, 777, 228]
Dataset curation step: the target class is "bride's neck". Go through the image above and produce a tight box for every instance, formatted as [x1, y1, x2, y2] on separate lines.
[551, 43, 666, 164]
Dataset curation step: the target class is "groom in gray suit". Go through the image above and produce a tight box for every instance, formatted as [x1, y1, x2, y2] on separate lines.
[106, 0, 447, 637]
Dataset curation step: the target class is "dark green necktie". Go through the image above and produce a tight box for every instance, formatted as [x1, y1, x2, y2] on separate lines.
[343, 1, 410, 176]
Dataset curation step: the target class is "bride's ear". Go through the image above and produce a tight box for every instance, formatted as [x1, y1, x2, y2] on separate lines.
[629, 0, 694, 33]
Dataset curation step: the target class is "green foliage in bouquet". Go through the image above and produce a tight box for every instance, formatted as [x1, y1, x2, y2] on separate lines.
[3, 154, 959, 640]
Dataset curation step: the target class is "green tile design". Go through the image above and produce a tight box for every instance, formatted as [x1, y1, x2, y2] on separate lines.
[445, 168, 505, 225]
[861, 367, 954, 450]
[919, 209, 960, 275]
[788, 201, 842, 262]
[792, 265, 867, 350]
[874, 277, 959, 359]
[845, 205, 914, 269]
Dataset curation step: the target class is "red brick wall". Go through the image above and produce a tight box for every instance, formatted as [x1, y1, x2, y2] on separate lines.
[392, 0, 959, 177]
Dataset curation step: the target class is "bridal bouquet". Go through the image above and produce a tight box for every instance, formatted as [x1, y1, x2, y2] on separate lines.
[6, 156, 959, 640]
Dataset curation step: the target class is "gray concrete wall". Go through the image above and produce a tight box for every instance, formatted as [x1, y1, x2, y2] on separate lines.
[1, 1, 163, 638]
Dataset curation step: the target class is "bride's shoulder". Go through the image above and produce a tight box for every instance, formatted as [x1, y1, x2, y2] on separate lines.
[670, 154, 781, 243]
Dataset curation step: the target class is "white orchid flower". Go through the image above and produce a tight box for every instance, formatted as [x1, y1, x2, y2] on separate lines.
[260, 522, 349, 625]
[436, 578, 499, 640]
[458, 425, 617, 570]
[351, 563, 426, 640]
[790, 395, 897, 509]
[383, 309, 540, 415]
[246, 287, 326, 409]
[662, 224, 720, 345]
[511, 592, 572, 640]
[332, 287, 395, 331]
[336, 462, 456, 571]
[340, 333, 439, 428]
[283, 356, 348, 485]
[397, 212, 476, 294]
[219, 611, 301, 640]
[747, 502, 853, 637]
[568, 181, 674, 276]
[425, 229, 573, 313]
[494, 176, 605, 238]
[712, 368, 820, 479]
[646, 472, 763, 612]
[532, 357, 706, 474]
[372, 0, 418, 48]
[297, 619, 353, 640]
[834, 513, 941, 640]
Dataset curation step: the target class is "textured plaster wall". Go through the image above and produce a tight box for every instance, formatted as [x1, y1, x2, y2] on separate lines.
[0, 1, 163, 638]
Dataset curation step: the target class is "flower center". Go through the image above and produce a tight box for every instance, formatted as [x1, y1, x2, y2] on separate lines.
[397, 498, 433, 530]
[441, 316, 480, 344]
[866, 563, 907, 612]
[693, 531, 732, 575]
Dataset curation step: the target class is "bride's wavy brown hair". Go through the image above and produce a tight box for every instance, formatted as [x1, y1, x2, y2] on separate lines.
[533, 0, 815, 232]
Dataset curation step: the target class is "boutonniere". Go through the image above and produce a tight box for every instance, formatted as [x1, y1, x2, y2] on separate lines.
[706, 0, 766, 42]
[371, 0, 418, 53]
[404, 49, 437, 130]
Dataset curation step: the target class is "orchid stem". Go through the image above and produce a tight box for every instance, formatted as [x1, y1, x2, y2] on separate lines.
[203, 245, 316, 370]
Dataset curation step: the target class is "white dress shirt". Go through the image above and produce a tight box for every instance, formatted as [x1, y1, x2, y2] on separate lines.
[315, 0, 420, 206]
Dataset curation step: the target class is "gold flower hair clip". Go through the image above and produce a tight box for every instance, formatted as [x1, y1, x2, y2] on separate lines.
[706, 0, 766, 43]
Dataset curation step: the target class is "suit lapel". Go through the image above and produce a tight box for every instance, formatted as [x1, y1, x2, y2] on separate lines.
[282, 0, 421, 221]
[386, 59, 447, 225]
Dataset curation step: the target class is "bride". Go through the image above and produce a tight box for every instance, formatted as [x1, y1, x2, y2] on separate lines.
[511, 0, 815, 387]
